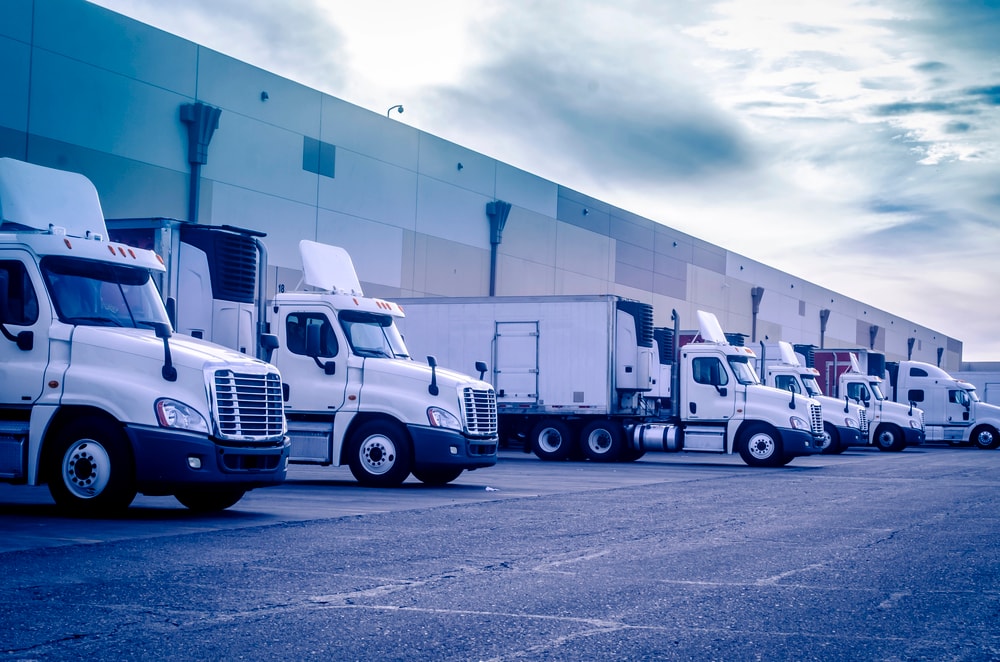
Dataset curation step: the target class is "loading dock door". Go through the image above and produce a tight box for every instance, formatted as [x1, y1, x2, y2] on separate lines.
[495, 321, 538, 404]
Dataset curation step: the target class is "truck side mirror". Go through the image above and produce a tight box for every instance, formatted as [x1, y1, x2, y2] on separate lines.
[0, 278, 35, 351]
[427, 355, 439, 396]
[260, 332, 279, 363]
[153, 322, 177, 382]
[475, 360, 488, 380]
[14, 330, 33, 351]
[305, 323, 335, 374]
[715, 385, 727, 397]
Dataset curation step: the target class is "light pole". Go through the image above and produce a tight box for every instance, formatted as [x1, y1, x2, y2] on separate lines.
[386, 104, 404, 118]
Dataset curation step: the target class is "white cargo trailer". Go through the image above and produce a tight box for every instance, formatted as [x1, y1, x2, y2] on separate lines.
[397, 296, 825, 467]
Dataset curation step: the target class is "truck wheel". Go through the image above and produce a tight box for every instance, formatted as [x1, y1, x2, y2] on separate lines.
[412, 467, 464, 485]
[820, 422, 841, 455]
[619, 447, 646, 462]
[972, 425, 1000, 450]
[46, 416, 137, 516]
[737, 424, 784, 467]
[579, 420, 624, 462]
[348, 420, 412, 486]
[530, 420, 572, 461]
[174, 489, 246, 512]
[874, 424, 906, 452]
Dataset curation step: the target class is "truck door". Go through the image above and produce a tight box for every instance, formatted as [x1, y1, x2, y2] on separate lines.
[945, 389, 971, 426]
[494, 321, 538, 404]
[684, 354, 737, 420]
[273, 308, 347, 412]
[0, 258, 50, 406]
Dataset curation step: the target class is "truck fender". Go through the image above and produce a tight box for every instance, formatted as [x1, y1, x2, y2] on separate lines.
[337, 411, 414, 466]
[26, 405, 60, 485]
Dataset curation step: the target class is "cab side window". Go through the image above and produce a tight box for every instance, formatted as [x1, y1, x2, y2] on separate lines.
[846, 382, 867, 401]
[286, 313, 338, 357]
[909, 389, 925, 403]
[0, 260, 39, 326]
[692, 357, 728, 386]
[775, 375, 800, 393]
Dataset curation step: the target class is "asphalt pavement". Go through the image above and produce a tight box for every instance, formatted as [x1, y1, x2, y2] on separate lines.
[1, 445, 998, 660]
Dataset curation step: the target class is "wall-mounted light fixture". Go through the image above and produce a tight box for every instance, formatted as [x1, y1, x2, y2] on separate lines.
[457, 162, 464, 171]
[387, 104, 404, 117]
[582, 208, 589, 215]
[260, 91, 269, 102]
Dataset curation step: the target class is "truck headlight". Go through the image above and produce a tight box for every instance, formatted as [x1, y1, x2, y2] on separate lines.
[427, 407, 462, 431]
[789, 416, 809, 430]
[155, 398, 209, 433]
[844, 417, 859, 429]
[909, 419, 922, 429]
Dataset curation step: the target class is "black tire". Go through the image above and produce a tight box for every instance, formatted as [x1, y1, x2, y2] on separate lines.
[737, 424, 785, 467]
[619, 446, 646, 463]
[46, 416, 137, 516]
[874, 423, 906, 452]
[579, 420, 624, 462]
[412, 467, 464, 485]
[347, 420, 412, 486]
[820, 422, 841, 455]
[972, 425, 1000, 450]
[530, 419, 573, 461]
[174, 489, 246, 512]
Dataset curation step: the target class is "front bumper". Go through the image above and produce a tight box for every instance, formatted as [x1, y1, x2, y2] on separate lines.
[837, 425, 866, 448]
[124, 424, 290, 496]
[904, 427, 926, 446]
[407, 425, 498, 470]
[780, 428, 824, 456]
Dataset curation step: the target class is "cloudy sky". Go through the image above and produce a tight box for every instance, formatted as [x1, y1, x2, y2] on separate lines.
[89, 0, 1000, 361]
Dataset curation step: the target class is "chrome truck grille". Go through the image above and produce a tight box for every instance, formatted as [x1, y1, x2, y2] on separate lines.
[212, 370, 285, 440]
[859, 408, 869, 436]
[809, 402, 824, 436]
[462, 387, 498, 436]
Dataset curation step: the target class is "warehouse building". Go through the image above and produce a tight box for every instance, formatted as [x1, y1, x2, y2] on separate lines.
[1, 0, 963, 369]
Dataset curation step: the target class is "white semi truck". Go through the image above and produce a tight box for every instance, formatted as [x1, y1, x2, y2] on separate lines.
[105, 220, 499, 486]
[885, 360, 1000, 449]
[806, 348, 925, 452]
[756, 342, 868, 454]
[0, 158, 289, 515]
[395, 296, 826, 467]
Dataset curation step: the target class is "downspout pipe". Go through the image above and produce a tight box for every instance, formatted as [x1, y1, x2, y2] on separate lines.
[750, 286, 764, 343]
[819, 308, 830, 348]
[180, 102, 222, 224]
[486, 200, 512, 296]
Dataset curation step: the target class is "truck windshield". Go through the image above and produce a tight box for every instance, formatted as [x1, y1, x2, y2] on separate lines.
[338, 310, 410, 359]
[801, 375, 823, 397]
[41, 256, 170, 329]
[727, 355, 760, 385]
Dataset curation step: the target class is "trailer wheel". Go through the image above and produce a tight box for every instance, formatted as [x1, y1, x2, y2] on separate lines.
[820, 422, 841, 455]
[579, 420, 624, 462]
[972, 425, 1000, 450]
[174, 489, 246, 512]
[530, 420, 572, 461]
[874, 423, 906, 452]
[737, 424, 784, 467]
[46, 416, 137, 516]
[348, 420, 412, 486]
[412, 467, 464, 485]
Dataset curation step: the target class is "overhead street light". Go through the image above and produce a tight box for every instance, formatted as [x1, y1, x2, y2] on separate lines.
[387, 104, 404, 118]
